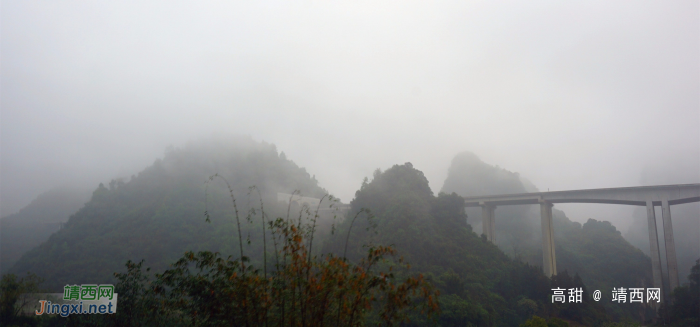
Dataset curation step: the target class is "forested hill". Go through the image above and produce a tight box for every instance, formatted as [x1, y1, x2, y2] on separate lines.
[440, 151, 654, 322]
[322, 163, 608, 326]
[8, 136, 329, 290]
[7, 145, 660, 324]
[0, 186, 90, 273]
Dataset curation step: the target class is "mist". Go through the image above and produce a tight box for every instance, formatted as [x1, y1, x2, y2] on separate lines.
[2, 0, 698, 237]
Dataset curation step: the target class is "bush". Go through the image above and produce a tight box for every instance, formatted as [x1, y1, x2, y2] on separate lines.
[80, 177, 439, 326]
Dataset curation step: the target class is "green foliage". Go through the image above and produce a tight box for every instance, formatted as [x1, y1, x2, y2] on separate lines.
[8, 147, 664, 325]
[322, 162, 609, 325]
[600, 322, 641, 327]
[518, 315, 570, 327]
[548, 270, 607, 325]
[521, 315, 547, 327]
[547, 317, 569, 327]
[658, 259, 700, 326]
[67, 194, 438, 326]
[555, 219, 655, 322]
[0, 272, 44, 326]
[441, 151, 656, 324]
[8, 137, 330, 290]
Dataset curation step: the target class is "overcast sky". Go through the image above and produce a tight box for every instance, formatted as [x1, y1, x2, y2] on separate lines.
[2, 1, 698, 231]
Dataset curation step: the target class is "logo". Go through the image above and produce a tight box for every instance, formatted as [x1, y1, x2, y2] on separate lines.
[28, 284, 118, 317]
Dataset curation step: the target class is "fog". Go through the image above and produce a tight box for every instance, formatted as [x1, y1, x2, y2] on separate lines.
[2, 1, 698, 233]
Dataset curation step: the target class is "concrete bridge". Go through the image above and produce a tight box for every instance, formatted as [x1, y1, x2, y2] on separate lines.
[463, 183, 700, 298]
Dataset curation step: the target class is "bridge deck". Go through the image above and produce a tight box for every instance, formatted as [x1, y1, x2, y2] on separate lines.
[462, 183, 700, 207]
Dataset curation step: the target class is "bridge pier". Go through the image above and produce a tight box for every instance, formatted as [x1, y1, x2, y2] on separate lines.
[480, 203, 496, 242]
[661, 199, 680, 291]
[461, 184, 699, 287]
[540, 201, 557, 277]
[646, 201, 664, 301]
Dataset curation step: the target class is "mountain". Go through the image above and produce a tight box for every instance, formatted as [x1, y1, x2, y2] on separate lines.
[5, 146, 663, 325]
[440, 151, 654, 322]
[0, 186, 90, 273]
[8, 136, 331, 290]
[624, 160, 700, 285]
[625, 203, 700, 288]
[441, 152, 538, 255]
[322, 162, 608, 326]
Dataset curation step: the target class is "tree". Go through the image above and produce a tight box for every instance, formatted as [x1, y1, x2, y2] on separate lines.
[81, 177, 440, 326]
[520, 315, 547, 327]
[0, 272, 44, 325]
[660, 259, 700, 326]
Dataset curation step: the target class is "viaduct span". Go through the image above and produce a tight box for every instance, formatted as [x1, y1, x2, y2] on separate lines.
[463, 183, 700, 298]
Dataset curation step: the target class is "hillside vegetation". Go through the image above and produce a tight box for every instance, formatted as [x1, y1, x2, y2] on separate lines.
[4, 144, 674, 325]
[322, 162, 608, 326]
[441, 152, 655, 322]
[0, 186, 90, 273]
[8, 137, 330, 290]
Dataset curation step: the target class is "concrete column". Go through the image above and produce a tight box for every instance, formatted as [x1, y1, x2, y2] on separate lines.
[489, 206, 495, 243]
[481, 204, 489, 240]
[661, 199, 680, 291]
[540, 201, 557, 277]
[646, 201, 664, 302]
[480, 203, 496, 242]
